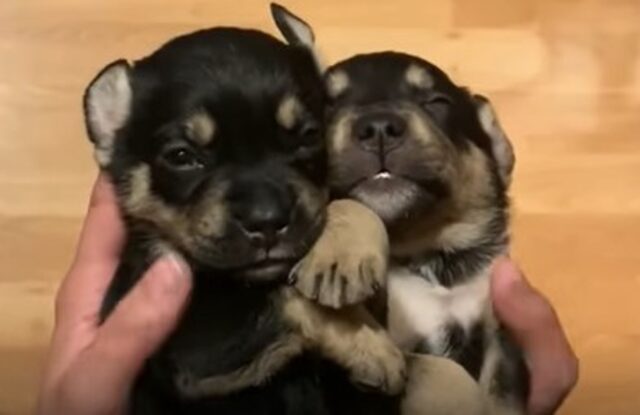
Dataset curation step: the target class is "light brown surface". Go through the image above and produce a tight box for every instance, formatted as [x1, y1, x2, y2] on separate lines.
[0, 0, 639, 414]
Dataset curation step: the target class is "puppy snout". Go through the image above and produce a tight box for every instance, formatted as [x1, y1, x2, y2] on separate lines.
[353, 111, 407, 153]
[230, 185, 293, 249]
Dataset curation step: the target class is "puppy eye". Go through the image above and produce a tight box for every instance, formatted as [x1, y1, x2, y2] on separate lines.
[299, 121, 320, 143]
[161, 146, 202, 170]
[421, 94, 452, 120]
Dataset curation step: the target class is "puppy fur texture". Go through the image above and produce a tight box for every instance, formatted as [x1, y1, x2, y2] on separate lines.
[319, 52, 528, 414]
[271, 4, 526, 415]
[84, 18, 408, 415]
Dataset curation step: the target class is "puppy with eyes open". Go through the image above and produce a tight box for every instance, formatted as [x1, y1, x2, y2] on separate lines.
[272, 4, 528, 415]
[80, 4, 494, 414]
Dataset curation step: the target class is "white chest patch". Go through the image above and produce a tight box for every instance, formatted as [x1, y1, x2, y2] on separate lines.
[387, 265, 490, 355]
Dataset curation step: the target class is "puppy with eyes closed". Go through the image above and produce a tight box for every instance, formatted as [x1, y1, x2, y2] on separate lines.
[83, 8, 490, 415]
[272, 4, 528, 415]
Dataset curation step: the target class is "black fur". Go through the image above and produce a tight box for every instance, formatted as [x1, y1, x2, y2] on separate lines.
[402, 233, 507, 288]
[89, 27, 394, 415]
[106, 239, 398, 415]
[326, 52, 497, 158]
[494, 329, 529, 411]
[323, 51, 529, 411]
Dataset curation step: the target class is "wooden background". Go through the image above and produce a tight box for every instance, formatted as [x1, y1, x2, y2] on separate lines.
[1, 0, 639, 413]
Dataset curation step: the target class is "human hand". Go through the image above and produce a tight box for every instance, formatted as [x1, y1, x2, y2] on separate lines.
[37, 174, 192, 415]
[491, 257, 579, 415]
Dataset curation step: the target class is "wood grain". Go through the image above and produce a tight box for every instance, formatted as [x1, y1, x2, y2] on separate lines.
[1, 0, 639, 414]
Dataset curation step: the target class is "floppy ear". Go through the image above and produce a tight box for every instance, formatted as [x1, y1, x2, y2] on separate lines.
[83, 60, 133, 167]
[270, 3, 315, 48]
[473, 94, 515, 187]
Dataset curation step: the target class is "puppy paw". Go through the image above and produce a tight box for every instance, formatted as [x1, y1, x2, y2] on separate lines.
[290, 247, 386, 308]
[290, 200, 389, 308]
[347, 328, 407, 395]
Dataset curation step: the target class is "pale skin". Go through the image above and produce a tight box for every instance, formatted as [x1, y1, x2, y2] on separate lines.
[37, 174, 578, 415]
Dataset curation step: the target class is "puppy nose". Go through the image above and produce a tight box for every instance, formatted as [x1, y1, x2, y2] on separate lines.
[231, 186, 293, 249]
[353, 112, 407, 152]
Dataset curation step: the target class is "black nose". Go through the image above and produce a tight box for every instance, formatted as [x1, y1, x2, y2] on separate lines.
[230, 184, 293, 249]
[353, 112, 407, 152]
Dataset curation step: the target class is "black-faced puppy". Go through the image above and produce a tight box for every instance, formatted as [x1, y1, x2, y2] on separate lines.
[83, 19, 405, 415]
[271, 6, 527, 414]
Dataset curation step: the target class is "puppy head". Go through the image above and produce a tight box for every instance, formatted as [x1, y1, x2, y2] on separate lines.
[324, 52, 514, 253]
[84, 27, 327, 281]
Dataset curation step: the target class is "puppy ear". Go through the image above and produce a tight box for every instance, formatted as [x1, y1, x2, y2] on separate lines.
[83, 60, 133, 167]
[473, 94, 515, 186]
[270, 3, 315, 49]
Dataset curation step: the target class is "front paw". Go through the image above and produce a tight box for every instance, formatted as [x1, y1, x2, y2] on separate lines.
[290, 247, 386, 309]
[347, 328, 407, 395]
[290, 200, 388, 308]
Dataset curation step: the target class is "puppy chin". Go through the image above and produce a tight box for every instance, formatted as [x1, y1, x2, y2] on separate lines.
[235, 259, 296, 282]
[350, 174, 427, 223]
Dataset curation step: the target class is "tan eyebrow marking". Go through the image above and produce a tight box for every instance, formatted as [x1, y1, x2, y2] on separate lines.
[277, 95, 304, 130]
[326, 70, 350, 98]
[184, 110, 216, 145]
[405, 64, 434, 89]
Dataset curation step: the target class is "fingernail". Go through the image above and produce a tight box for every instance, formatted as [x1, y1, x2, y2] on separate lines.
[166, 253, 190, 278]
[153, 253, 191, 294]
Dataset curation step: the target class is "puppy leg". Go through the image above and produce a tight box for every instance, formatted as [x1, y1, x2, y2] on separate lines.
[401, 354, 489, 415]
[291, 199, 389, 308]
[478, 329, 529, 415]
[282, 288, 406, 394]
[174, 334, 305, 398]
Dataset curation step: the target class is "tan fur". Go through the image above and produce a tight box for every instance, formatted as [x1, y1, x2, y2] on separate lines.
[401, 354, 489, 415]
[276, 94, 303, 130]
[390, 144, 501, 256]
[406, 110, 454, 158]
[176, 333, 305, 398]
[328, 103, 454, 160]
[124, 164, 184, 226]
[288, 172, 329, 222]
[405, 65, 434, 90]
[282, 287, 406, 394]
[326, 70, 350, 98]
[318, 84, 517, 412]
[123, 164, 228, 251]
[292, 199, 388, 308]
[400, 345, 520, 415]
[177, 283, 407, 397]
[184, 110, 216, 146]
[324, 102, 498, 256]
[326, 107, 356, 156]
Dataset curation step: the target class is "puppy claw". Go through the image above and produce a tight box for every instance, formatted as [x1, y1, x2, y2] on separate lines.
[287, 272, 298, 285]
[293, 200, 389, 308]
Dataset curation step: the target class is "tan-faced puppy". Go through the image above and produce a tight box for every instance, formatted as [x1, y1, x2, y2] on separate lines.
[83, 15, 407, 414]
[272, 5, 527, 414]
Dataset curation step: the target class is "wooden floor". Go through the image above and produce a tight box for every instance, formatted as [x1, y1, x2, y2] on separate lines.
[1, 0, 639, 413]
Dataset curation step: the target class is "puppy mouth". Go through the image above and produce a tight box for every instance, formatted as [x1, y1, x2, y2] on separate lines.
[231, 213, 326, 281]
[237, 256, 298, 281]
[348, 170, 444, 223]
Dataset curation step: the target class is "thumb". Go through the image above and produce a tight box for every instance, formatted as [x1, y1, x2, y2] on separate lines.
[76, 254, 192, 402]
[490, 257, 553, 342]
[490, 257, 578, 415]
